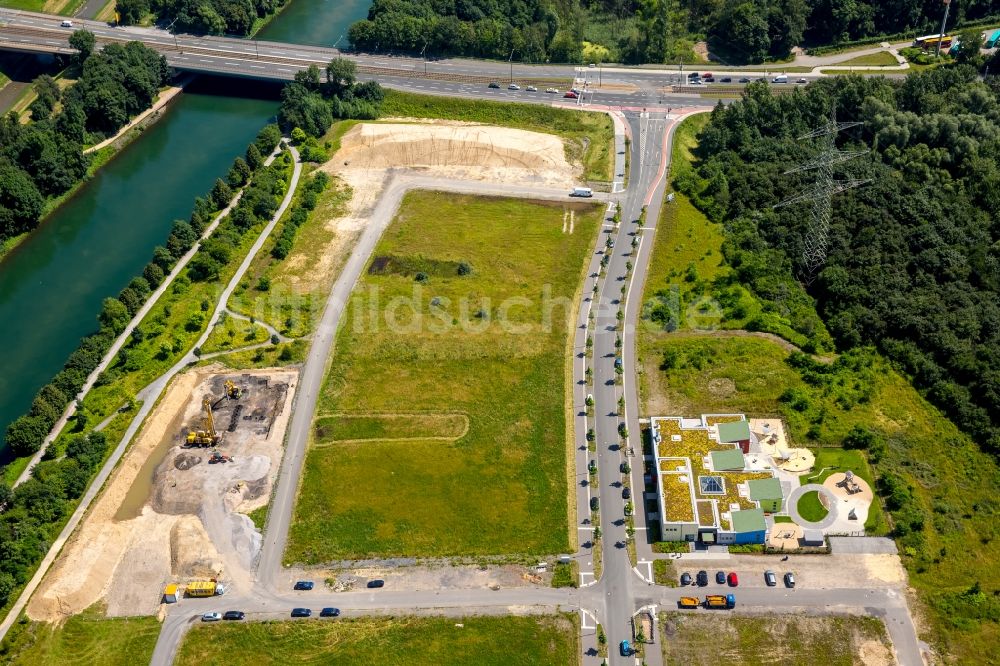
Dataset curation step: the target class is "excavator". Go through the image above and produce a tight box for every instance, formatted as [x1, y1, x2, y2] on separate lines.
[224, 380, 242, 399]
[186, 397, 222, 447]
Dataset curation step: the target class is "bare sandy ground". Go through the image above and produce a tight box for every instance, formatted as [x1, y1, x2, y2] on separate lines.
[28, 366, 296, 621]
[322, 121, 578, 248]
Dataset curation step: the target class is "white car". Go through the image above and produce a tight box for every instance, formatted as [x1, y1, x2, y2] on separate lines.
[508, 83, 520, 90]
[202, 612, 222, 622]
[526, 85, 537, 92]
[545, 87, 559, 93]
[60, 20, 73, 27]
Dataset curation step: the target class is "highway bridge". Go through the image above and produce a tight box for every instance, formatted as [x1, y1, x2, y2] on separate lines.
[0, 8, 815, 108]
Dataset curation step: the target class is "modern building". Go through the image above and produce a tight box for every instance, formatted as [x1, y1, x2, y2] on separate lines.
[652, 415, 782, 546]
[748, 477, 784, 513]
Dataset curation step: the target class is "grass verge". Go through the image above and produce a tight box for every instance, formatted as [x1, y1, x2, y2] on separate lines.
[832, 51, 899, 66]
[0, 604, 159, 665]
[176, 614, 579, 666]
[381, 89, 614, 183]
[286, 192, 600, 562]
[653, 558, 677, 586]
[659, 612, 891, 665]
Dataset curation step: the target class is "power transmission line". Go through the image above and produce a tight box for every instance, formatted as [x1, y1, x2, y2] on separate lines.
[774, 112, 869, 283]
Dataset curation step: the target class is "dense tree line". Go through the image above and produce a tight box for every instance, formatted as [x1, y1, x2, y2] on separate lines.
[0, 124, 284, 608]
[347, 0, 1000, 64]
[116, 0, 285, 35]
[0, 35, 169, 245]
[277, 58, 383, 137]
[676, 68, 1000, 457]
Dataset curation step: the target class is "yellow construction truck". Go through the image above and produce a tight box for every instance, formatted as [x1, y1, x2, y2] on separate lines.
[186, 397, 222, 447]
[224, 380, 241, 399]
[185, 580, 225, 597]
[704, 594, 736, 609]
[678, 597, 701, 609]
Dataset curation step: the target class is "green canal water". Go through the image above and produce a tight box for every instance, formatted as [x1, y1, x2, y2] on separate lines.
[0, 0, 373, 457]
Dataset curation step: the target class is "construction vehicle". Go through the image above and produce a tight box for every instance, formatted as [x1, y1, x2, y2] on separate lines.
[185, 580, 225, 597]
[186, 397, 221, 447]
[704, 594, 736, 609]
[208, 450, 233, 464]
[224, 380, 242, 399]
[678, 596, 701, 609]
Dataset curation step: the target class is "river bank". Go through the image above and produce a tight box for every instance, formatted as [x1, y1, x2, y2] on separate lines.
[0, 78, 192, 264]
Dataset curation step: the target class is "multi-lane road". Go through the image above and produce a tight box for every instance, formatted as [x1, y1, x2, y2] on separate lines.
[0, 7, 839, 110]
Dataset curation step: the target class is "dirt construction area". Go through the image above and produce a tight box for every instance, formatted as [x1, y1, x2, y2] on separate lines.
[28, 365, 296, 621]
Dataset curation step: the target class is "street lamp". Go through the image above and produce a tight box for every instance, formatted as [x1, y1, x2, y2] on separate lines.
[935, 0, 952, 59]
[333, 32, 344, 50]
[420, 40, 428, 75]
[508, 47, 515, 82]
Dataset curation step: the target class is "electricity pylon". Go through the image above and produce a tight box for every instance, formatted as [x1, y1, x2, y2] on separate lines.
[774, 114, 869, 283]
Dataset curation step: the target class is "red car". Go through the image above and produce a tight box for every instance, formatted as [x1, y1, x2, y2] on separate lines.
[727, 572, 738, 587]
[702, 72, 713, 79]
[563, 91, 578, 99]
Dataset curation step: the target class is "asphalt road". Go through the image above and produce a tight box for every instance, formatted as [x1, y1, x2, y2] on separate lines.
[1, 8, 891, 96]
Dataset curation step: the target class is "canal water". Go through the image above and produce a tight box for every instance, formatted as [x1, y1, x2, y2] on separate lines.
[0, 0, 371, 458]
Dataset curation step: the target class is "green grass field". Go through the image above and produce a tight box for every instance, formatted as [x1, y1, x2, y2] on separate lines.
[285, 191, 599, 562]
[176, 614, 578, 666]
[381, 90, 614, 183]
[0, 606, 160, 666]
[833, 51, 899, 67]
[659, 613, 890, 665]
[796, 490, 829, 522]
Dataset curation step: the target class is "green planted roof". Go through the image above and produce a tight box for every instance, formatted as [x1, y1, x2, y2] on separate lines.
[717, 420, 751, 442]
[731, 508, 766, 534]
[710, 448, 745, 471]
[748, 477, 783, 501]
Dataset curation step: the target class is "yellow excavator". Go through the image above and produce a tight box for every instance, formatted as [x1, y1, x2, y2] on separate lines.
[224, 380, 241, 399]
[186, 397, 222, 446]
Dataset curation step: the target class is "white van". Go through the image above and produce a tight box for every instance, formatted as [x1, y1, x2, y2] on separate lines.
[772, 74, 788, 83]
[60, 20, 74, 27]
[570, 187, 593, 198]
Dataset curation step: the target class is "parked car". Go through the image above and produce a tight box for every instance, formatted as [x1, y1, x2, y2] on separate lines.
[703, 75, 715, 82]
[508, 83, 520, 90]
[687, 72, 700, 80]
[620, 640, 632, 656]
[716, 571, 726, 584]
[545, 87, 559, 93]
[764, 570, 777, 586]
[488, 82, 500, 89]
[526, 86, 537, 92]
[728, 572, 739, 587]
[291, 608, 312, 617]
[680, 572, 692, 585]
[293, 580, 314, 591]
[720, 77, 732, 82]
[201, 612, 222, 622]
[590, 496, 600, 511]
[223, 611, 245, 620]
[738, 77, 750, 83]
[696, 570, 708, 586]
[688, 79, 703, 85]
[320, 607, 341, 617]
[702, 72, 713, 78]
[784, 572, 796, 588]
[772, 74, 788, 83]
[563, 91, 578, 99]
[367, 579, 385, 588]
[622, 486, 631, 500]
